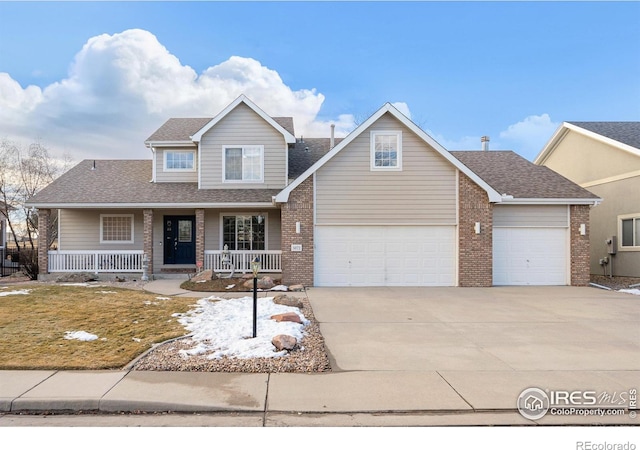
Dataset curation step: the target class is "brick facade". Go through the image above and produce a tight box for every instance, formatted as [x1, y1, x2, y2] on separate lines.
[570, 204, 591, 286]
[280, 177, 314, 286]
[37, 208, 51, 275]
[143, 209, 154, 275]
[458, 173, 493, 287]
[195, 208, 205, 269]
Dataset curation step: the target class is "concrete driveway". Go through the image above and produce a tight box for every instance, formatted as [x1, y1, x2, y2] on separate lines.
[305, 286, 640, 415]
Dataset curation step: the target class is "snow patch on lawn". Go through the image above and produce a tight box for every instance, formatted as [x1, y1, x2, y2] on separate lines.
[0, 289, 31, 296]
[178, 296, 308, 359]
[64, 331, 99, 341]
[618, 289, 640, 296]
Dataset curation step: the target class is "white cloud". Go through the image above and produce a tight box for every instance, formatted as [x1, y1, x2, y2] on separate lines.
[498, 113, 559, 159]
[0, 29, 355, 161]
[391, 102, 411, 119]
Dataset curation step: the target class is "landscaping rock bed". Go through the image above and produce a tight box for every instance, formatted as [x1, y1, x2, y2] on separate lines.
[131, 295, 331, 373]
[590, 275, 640, 291]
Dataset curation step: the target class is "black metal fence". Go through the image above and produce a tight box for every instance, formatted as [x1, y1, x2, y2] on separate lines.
[1, 247, 22, 277]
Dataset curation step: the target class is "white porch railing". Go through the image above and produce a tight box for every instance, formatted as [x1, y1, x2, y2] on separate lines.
[204, 250, 282, 273]
[48, 250, 144, 273]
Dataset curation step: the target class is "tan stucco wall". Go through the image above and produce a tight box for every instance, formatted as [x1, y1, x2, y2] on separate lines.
[543, 130, 640, 184]
[588, 176, 640, 277]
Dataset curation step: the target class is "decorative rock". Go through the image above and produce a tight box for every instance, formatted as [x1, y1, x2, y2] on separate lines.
[242, 273, 254, 280]
[243, 279, 255, 289]
[289, 284, 305, 292]
[272, 334, 297, 351]
[190, 269, 213, 282]
[270, 312, 302, 324]
[56, 272, 98, 283]
[258, 276, 275, 290]
[273, 294, 304, 309]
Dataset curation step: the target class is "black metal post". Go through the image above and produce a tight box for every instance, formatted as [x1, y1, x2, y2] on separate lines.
[252, 276, 257, 338]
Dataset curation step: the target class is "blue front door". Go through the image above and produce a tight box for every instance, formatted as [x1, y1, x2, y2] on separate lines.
[164, 216, 196, 265]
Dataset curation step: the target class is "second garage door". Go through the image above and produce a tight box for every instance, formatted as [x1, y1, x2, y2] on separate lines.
[315, 225, 456, 286]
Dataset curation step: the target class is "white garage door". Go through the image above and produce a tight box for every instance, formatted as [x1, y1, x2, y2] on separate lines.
[493, 227, 568, 286]
[315, 226, 456, 286]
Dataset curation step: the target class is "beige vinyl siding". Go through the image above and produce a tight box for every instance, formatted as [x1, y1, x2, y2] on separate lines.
[544, 131, 640, 184]
[154, 147, 198, 183]
[315, 113, 457, 225]
[59, 209, 143, 251]
[199, 103, 287, 189]
[493, 205, 568, 227]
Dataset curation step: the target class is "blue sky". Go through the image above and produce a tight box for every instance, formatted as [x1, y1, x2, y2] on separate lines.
[0, 1, 638, 162]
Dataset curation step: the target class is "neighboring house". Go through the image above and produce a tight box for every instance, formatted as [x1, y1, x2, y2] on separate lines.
[27, 95, 600, 287]
[535, 122, 640, 278]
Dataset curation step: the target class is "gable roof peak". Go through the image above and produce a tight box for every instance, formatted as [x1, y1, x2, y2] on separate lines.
[190, 95, 296, 144]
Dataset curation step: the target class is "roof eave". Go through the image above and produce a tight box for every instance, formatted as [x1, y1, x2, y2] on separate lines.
[144, 140, 196, 148]
[25, 202, 277, 209]
[498, 197, 602, 206]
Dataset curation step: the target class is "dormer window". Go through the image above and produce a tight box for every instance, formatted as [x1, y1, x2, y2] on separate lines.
[223, 145, 264, 182]
[371, 131, 402, 171]
[164, 151, 195, 171]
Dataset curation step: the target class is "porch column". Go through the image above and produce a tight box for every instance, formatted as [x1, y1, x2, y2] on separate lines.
[37, 209, 50, 276]
[195, 208, 205, 269]
[143, 209, 154, 275]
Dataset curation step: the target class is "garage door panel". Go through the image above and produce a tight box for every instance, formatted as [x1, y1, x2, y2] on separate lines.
[493, 227, 567, 286]
[316, 226, 455, 286]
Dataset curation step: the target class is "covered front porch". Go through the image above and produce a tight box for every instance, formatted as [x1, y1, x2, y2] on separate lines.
[40, 206, 283, 277]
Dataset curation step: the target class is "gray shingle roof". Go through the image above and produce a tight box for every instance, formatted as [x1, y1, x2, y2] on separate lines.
[450, 151, 599, 199]
[145, 118, 211, 142]
[145, 116, 295, 143]
[568, 122, 640, 150]
[27, 160, 279, 206]
[288, 138, 342, 179]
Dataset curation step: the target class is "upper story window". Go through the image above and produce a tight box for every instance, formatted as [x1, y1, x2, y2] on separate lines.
[223, 145, 264, 182]
[620, 214, 640, 250]
[100, 214, 134, 244]
[164, 151, 195, 171]
[371, 131, 402, 171]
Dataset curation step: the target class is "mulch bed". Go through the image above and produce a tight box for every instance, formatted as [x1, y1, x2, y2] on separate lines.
[590, 275, 640, 290]
[180, 276, 283, 292]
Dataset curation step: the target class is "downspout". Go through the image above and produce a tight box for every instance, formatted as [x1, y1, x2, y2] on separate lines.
[150, 145, 156, 183]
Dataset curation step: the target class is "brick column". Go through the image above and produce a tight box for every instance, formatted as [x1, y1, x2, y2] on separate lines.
[143, 209, 154, 275]
[281, 177, 314, 286]
[458, 173, 493, 287]
[570, 205, 590, 286]
[37, 209, 50, 276]
[195, 208, 205, 269]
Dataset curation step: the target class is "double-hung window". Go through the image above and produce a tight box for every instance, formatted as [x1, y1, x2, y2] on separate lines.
[222, 215, 265, 250]
[620, 214, 640, 249]
[164, 151, 195, 171]
[223, 145, 263, 182]
[100, 214, 134, 244]
[371, 131, 402, 170]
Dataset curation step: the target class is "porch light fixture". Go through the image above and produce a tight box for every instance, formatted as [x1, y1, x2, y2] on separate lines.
[251, 256, 261, 338]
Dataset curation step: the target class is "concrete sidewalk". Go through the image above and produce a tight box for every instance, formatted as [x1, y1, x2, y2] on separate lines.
[1, 280, 638, 426]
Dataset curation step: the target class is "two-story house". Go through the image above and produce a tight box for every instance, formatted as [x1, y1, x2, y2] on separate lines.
[28, 95, 600, 287]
